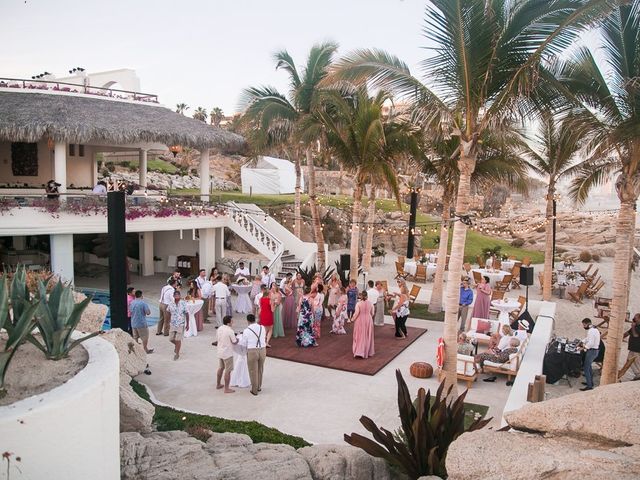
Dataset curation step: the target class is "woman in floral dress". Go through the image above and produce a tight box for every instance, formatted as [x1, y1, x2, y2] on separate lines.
[327, 273, 341, 320]
[331, 286, 348, 335]
[293, 272, 305, 309]
[296, 286, 317, 347]
[270, 282, 284, 338]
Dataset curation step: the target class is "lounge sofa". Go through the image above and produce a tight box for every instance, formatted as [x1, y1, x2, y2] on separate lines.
[466, 317, 501, 344]
[482, 335, 530, 381]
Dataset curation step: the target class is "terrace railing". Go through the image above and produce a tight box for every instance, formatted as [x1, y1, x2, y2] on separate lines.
[0, 77, 159, 103]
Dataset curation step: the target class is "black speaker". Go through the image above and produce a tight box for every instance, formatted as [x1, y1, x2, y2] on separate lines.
[340, 254, 351, 271]
[108, 191, 128, 331]
[520, 266, 534, 286]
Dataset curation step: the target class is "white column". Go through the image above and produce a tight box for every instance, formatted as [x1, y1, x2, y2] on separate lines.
[139, 149, 148, 188]
[139, 232, 154, 276]
[199, 228, 216, 273]
[215, 227, 224, 260]
[50, 234, 74, 284]
[53, 142, 67, 194]
[199, 148, 210, 202]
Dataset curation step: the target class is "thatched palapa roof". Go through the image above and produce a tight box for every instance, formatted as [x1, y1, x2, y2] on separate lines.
[0, 91, 245, 151]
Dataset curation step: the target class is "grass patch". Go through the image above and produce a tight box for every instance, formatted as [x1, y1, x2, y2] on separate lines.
[130, 380, 310, 448]
[406, 303, 445, 322]
[125, 158, 178, 174]
[461, 402, 490, 430]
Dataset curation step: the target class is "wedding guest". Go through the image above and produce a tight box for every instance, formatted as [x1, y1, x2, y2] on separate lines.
[92, 180, 107, 194]
[187, 279, 204, 331]
[391, 284, 410, 339]
[167, 290, 187, 360]
[261, 266, 275, 289]
[313, 284, 325, 339]
[279, 272, 293, 292]
[373, 281, 386, 326]
[250, 275, 262, 315]
[45, 179, 61, 200]
[352, 291, 375, 359]
[331, 286, 348, 334]
[167, 269, 182, 288]
[327, 273, 341, 320]
[258, 285, 274, 347]
[581, 318, 601, 391]
[130, 290, 153, 354]
[242, 314, 266, 396]
[126, 287, 135, 335]
[216, 315, 238, 394]
[346, 279, 358, 322]
[212, 275, 230, 328]
[514, 320, 530, 343]
[457, 332, 474, 355]
[296, 286, 318, 347]
[496, 324, 514, 351]
[222, 274, 233, 317]
[282, 278, 298, 330]
[270, 282, 284, 338]
[293, 272, 305, 308]
[458, 279, 474, 331]
[209, 267, 219, 282]
[624, 313, 640, 381]
[472, 276, 492, 319]
[200, 273, 213, 324]
[234, 261, 250, 280]
[157, 279, 176, 336]
[366, 280, 380, 325]
[475, 337, 520, 368]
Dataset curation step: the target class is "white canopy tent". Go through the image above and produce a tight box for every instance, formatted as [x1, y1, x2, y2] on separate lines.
[240, 156, 303, 194]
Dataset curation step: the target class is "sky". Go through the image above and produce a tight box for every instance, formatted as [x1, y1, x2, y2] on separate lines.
[1, 0, 429, 115]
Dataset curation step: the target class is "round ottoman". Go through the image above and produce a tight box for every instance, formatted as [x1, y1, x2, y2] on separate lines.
[410, 362, 433, 378]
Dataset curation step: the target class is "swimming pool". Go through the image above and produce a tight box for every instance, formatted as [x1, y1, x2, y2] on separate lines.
[80, 288, 160, 331]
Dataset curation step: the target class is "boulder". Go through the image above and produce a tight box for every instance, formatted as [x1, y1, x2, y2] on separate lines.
[121, 430, 313, 480]
[446, 429, 640, 480]
[76, 300, 107, 332]
[298, 444, 394, 480]
[100, 328, 147, 377]
[120, 374, 154, 433]
[504, 381, 640, 445]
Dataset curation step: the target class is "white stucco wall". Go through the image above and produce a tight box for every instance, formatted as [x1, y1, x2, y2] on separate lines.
[153, 230, 201, 273]
[0, 334, 120, 480]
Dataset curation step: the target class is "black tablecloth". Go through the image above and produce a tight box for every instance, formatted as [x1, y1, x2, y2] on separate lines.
[543, 341, 583, 383]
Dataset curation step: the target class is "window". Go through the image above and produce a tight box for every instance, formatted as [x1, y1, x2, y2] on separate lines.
[78, 144, 85, 157]
[10, 142, 38, 176]
[69, 144, 75, 156]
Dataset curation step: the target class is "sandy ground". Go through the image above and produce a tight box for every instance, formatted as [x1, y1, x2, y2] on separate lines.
[0, 338, 88, 405]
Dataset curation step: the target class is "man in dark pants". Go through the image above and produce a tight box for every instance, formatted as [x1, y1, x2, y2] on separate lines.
[580, 318, 601, 391]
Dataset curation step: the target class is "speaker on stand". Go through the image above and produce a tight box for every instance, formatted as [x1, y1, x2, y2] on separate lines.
[340, 254, 350, 272]
[516, 266, 535, 331]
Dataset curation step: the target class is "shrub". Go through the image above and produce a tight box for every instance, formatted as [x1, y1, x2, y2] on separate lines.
[510, 238, 525, 247]
[592, 253, 601, 262]
[535, 226, 546, 233]
[105, 162, 116, 172]
[344, 370, 490, 479]
[579, 250, 593, 262]
[482, 245, 502, 258]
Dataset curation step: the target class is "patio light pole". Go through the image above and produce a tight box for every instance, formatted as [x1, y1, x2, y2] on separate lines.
[406, 183, 421, 260]
[108, 190, 128, 331]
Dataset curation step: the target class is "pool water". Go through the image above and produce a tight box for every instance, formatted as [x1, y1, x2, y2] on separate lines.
[80, 288, 160, 331]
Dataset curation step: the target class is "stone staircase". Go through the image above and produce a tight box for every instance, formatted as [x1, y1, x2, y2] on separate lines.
[277, 250, 303, 283]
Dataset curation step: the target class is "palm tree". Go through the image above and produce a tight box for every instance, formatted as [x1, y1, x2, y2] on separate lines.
[240, 42, 339, 270]
[176, 103, 189, 115]
[193, 107, 208, 122]
[522, 114, 586, 301]
[326, 0, 609, 395]
[316, 88, 416, 280]
[210, 107, 224, 127]
[362, 186, 377, 272]
[556, 1, 640, 384]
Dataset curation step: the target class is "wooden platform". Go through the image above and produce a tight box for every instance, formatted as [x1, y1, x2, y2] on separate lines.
[266, 320, 427, 376]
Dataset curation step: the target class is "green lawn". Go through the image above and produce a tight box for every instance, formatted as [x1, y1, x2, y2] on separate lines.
[126, 158, 178, 173]
[173, 189, 543, 262]
[131, 380, 310, 448]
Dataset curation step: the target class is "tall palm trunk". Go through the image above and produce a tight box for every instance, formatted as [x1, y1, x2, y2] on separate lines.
[601, 171, 639, 384]
[542, 184, 555, 301]
[428, 195, 451, 313]
[442, 146, 476, 397]
[306, 148, 326, 271]
[294, 156, 302, 238]
[349, 182, 364, 281]
[362, 187, 376, 272]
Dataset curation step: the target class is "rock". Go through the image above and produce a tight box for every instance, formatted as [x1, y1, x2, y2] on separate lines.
[298, 444, 394, 480]
[417, 477, 443, 480]
[505, 381, 640, 445]
[76, 299, 107, 332]
[120, 374, 154, 433]
[100, 328, 147, 377]
[446, 429, 640, 480]
[121, 430, 313, 480]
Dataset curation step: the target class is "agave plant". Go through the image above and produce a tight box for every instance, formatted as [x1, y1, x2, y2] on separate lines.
[30, 280, 98, 360]
[0, 274, 39, 393]
[296, 264, 335, 287]
[333, 261, 363, 288]
[345, 370, 491, 479]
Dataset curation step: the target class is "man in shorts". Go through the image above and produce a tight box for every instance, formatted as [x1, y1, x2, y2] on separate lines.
[130, 290, 153, 353]
[216, 315, 238, 393]
[167, 290, 187, 360]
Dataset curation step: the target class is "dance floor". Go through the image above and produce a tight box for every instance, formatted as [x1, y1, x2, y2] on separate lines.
[267, 321, 428, 376]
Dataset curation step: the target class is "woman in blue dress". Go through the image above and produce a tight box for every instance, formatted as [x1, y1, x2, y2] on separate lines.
[296, 286, 318, 347]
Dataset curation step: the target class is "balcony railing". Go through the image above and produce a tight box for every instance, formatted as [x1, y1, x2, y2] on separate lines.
[0, 77, 159, 103]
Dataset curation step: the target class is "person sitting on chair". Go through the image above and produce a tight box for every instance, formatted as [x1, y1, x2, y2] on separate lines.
[457, 332, 475, 355]
[475, 337, 520, 369]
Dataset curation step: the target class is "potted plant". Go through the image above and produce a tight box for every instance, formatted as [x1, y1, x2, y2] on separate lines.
[154, 256, 163, 272]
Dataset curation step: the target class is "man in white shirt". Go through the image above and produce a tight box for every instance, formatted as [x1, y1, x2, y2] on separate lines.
[366, 280, 379, 307]
[195, 269, 211, 323]
[261, 266, 275, 289]
[241, 314, 266, 396]
[156, 279, 176, 336]
[514, 320, 529, 343]
[216, 315, 238, 394]
[234, 262, 250, 280]
[279, 272, 292, 292]
[581, 318, 601, 391]
[211, 275, 231, 328]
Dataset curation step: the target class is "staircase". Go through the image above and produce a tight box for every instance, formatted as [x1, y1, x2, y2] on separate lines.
[278, 250, 303, 282]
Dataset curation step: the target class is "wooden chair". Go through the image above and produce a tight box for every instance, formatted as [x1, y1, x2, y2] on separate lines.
[494, 258, 502, 270]
[522, 257, 531, 266]
[476, 255, 485, 268]
[414, 265, 427, 283]
[582, 263, 593, 277]
[538, 272, 544, 293]
[473, 270, 483, 285]
[509, 296, 527, 323]
[408, 285, 421, 305]
[395, 262, 409, 281]
[586, 280, 604, 298]
[511, 264, 521, 289]
[397, 256, 405, 266]
[496, 275, 512, 292]
[568, 281, 589, 303]
[445, 255, 450, 271]
[491, 290, 505, 301]
[586, 268, 599, 282]
[508, 255, 517, 260]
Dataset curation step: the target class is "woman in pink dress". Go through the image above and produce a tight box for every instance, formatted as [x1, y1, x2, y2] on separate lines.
[472, 275, 492, 319]
[282, 279, 298, 330]
[352, 291, 375, 358]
